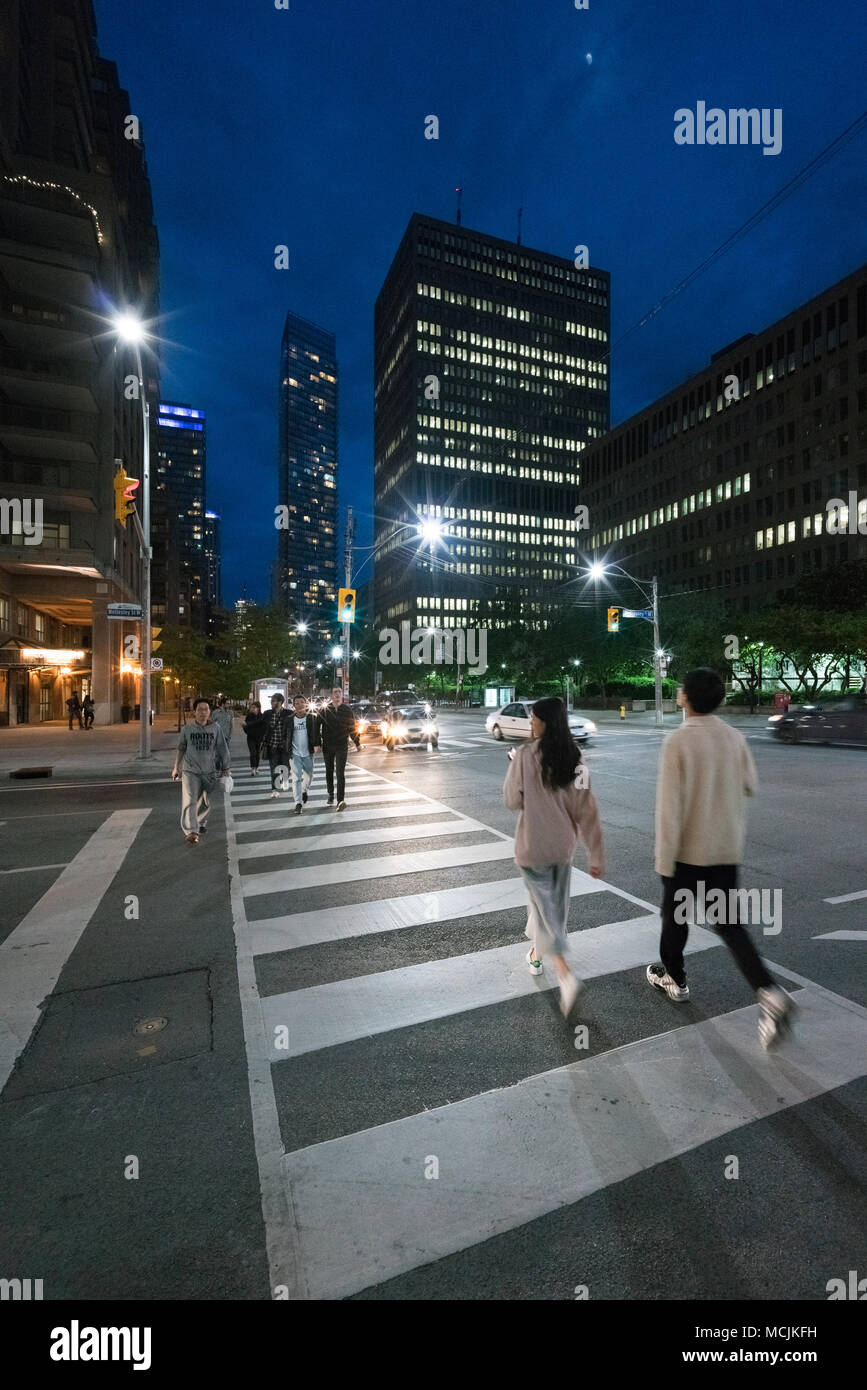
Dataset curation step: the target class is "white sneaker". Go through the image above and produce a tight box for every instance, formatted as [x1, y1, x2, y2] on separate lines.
[526, 948, 544, 977]
[269, 790, 279, 799]
[757, 985, 796, 1049]
[646, 963, 690, 1001]
[559, 971, 583, 1019]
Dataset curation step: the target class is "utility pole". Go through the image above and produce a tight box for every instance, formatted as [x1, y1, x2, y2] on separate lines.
[652, 574, 663, 728]
[342, 506, 354, 699]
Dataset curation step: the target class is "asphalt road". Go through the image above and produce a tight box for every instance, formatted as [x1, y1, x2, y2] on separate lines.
[0, 712, 865, 1301]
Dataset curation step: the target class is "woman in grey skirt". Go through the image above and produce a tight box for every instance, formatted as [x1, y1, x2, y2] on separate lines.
[503, 696, 605, 1019]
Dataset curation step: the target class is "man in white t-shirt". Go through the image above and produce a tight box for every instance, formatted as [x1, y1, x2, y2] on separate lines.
[287, 694, 321, 815]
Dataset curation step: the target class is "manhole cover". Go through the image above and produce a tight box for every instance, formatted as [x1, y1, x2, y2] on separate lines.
[133, 1016, 168, 1036]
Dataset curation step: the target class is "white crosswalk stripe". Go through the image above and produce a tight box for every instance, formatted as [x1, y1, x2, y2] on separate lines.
[224, 761, 867, 1301]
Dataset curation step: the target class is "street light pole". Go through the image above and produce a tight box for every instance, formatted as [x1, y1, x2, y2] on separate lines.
[652, 574, 662, 729]
[134, 343, 152, 760]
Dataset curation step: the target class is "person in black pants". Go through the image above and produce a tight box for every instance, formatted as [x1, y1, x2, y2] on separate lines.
[66, 692, 83, 729]
[243, 700, 266, 775]
[318, 686, 361, 810]
[262, 693, 292, 798]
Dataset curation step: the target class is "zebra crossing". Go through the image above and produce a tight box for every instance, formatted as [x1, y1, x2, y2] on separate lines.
[224, 760, 867, 1300]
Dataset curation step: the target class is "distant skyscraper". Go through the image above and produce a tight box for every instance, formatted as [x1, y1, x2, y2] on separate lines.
[203, 510, 221, 628]
[276, 313, 338, 644]
[373, 213, 610, 631]
[156, 402, 206, 628]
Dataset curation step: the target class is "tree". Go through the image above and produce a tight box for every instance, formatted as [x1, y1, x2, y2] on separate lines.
[157, 627, 221, 728]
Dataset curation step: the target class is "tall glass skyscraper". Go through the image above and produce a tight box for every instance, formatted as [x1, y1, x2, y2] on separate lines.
[156, 401, 206, 628]
[373, 213, 610, 631]
[276, 313, 338, 643]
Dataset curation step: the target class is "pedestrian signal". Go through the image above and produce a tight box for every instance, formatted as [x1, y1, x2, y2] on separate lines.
[338, 588, 356, 623]
[607, 607, 620, 633]
[114, 468, 139, 524]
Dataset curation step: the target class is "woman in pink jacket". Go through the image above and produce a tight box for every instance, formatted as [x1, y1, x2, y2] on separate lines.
[503, 696, 605, 1019]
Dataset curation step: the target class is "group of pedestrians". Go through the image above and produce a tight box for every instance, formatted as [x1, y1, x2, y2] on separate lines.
[242, 688, 360, 812]
[504, 669, 796, 1050]
[66, 692, 95, 729]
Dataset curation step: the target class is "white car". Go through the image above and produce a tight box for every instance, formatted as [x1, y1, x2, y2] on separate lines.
[485, 699, 597, 743]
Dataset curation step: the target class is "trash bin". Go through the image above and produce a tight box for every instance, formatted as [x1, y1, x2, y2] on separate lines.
[121, 704, 131, 723]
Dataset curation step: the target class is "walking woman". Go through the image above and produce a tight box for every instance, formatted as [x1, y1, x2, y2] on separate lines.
[503, 696, 605, 1019]
[243, 700, 266, 775]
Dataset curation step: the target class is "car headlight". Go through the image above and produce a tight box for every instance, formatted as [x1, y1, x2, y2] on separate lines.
[767, 715, 783, 722]
[357, 719, 367, 731]
[583, 721, 598, 734]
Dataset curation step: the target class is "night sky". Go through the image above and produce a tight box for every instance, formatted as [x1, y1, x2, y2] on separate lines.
[93, 0, 867, 606]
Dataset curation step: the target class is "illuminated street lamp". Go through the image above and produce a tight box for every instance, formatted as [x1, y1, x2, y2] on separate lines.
[114, 311, 152, 757]
[582, 560, 664, 727]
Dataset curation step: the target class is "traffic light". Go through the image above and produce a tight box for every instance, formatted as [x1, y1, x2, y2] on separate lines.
[338, 587, 356, 623]
[113, 468, 139, 525]
[607, 607, 620, 633]
[151, 626, 162, 652]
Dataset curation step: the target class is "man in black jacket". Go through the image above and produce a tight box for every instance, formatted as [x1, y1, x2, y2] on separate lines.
[318, 686, 361, 810]
[262, 693, 292, 798]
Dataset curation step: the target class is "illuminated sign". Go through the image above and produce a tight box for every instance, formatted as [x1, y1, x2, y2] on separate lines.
[21, 648, 85, 663]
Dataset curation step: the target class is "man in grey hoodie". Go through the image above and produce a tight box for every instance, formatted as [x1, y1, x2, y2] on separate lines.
[172, 697, 231, 844]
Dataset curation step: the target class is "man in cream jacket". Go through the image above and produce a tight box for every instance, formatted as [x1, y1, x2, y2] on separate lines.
[649, 667, 795, 1049]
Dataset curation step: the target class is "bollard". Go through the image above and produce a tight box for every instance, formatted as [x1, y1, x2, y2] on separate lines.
[620, 705, 626, 720]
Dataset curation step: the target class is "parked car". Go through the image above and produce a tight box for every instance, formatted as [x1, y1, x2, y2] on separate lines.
[485, 698, 597, 744]
[382, 704, 439, 750]
[768, 696, 867, 746]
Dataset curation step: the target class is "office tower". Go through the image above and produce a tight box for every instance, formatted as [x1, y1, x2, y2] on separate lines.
[203, 508, 221, 630]
[276, 312, 338, 649]
[582, 265, 867, 613]
[0, 0, 159, 724]
[156, 401, 206, 628]
[373, 213, 610, 632]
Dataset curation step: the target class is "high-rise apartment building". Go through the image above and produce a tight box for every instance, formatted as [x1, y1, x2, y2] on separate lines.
[0, 0, 159, 724]
[276, 312, 338, 644]
[155, 401, 206, 628]
[373, 213, 610, 631]
[582, 265, 867, 613]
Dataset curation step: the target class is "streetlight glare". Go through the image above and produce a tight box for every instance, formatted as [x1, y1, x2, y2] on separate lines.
[113, 312, 146, 344]
[295, 621, 308, 635]
[418, 519, 442, 544]
[588, 562, 606, 581]
[331, 645, 342, 659]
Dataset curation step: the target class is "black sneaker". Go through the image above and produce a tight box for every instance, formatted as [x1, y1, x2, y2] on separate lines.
[294, 804, 302, 816]
[198, 825, 208, 837]
[302, 790, 308, 803]
[646, 963, 689, 1001]
[326, 798, 334, 806]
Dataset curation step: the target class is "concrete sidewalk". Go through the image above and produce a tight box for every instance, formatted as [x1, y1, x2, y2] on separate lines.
[0, 712, 187, 780]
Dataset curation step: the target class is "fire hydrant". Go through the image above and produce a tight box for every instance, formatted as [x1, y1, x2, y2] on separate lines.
[620, 705, 626, 720]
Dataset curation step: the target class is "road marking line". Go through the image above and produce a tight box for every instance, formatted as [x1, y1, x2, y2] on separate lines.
[241, 840, 515, 897]
[263, 914, 716, 1059]
[823, 889, 867, 904]
[234, 801, 455, 834]
[813, 930, 867, 941]
[237, 817, 484, 859]
[0, 809, 150, 1094]
[0, 863, 69, 874]
[248, 866, 619, 955]
[283, 986, 867, 1300]
[231, 789, 421, 812]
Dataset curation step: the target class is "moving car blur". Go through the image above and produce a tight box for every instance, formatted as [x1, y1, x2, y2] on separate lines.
[767, 695, 867, 746]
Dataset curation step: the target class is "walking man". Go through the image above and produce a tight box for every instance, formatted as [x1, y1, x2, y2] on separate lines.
[211, 697, 234, 745]
[649, 666, 795, 1048]
[287, 693, 321, 815]
[243, 700, 266, 775]
[171, 697, 231, 844]
[82, 693, 95, 729]
[66, 692, 83, 730]
[318, 686, 360, 810]
[263, 692, 292, 799]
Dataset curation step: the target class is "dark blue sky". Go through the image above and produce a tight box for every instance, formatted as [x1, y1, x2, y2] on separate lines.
[94, 0, 867, 606]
